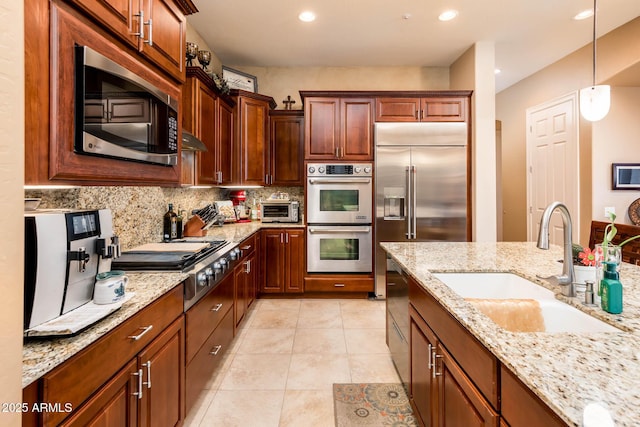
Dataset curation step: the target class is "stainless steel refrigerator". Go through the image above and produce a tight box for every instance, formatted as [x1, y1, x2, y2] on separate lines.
[375, 122, 469, 298]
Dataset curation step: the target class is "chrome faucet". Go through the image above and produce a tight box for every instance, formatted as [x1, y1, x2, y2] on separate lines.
[536, 201, 576, 297]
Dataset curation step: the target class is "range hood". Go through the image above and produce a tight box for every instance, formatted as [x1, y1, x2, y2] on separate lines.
[182, 131, 208, 152]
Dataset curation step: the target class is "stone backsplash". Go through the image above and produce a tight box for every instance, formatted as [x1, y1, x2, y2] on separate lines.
[25, 186, 303, 250]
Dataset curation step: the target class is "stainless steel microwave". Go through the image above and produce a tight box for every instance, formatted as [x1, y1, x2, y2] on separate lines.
[261, 201, 299, 223]
[74, 46, 179, 166]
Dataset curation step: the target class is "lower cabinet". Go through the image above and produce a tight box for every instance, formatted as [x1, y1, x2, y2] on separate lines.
[260, 229, 305, 294]
[234, 233, 259, 329]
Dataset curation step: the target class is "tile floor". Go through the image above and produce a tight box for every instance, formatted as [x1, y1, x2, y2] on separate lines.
[184, 298, 401, 427]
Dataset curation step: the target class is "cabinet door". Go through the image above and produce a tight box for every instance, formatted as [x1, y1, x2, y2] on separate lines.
[217, 99, 235, 185]
[238, 97, 269, 185]
[139, 0, 186, 82]
[138, 317, 185, 427]
[437, 344, 499, 427]
[375, 98, 420, 122]
[246, 250, 258, 307]
[410, 314, 438, 427]
[67, 0, 140, 49]
[305, 98, 340, 159]
[234, 262, 248, 328]
[340, 98, 374, 160]
[261, 230, 285, 293]
[420, 97, 467, 122]
[183, 78, 217, 186]
[270, 113, 304, 186]
[59, 359, 138, 427]
[285, 230, 305, 293]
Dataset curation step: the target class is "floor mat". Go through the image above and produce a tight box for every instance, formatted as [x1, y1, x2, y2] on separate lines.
[333, 383, 417, 426]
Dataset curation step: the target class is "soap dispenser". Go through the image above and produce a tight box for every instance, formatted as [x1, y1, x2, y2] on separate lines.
[600, 261, 623, 314]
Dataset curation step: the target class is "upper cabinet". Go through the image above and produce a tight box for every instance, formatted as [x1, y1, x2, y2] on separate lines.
[181, 67, 235, 186]
[301, 92, 374, 161]
[230, 90, 277, 186]
[67, 0, 192, 82]
[268, 110, 304, 186]
[375, 95, 468, 122]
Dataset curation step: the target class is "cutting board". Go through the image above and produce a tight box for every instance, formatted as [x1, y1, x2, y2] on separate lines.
[130, 242, 210, 253]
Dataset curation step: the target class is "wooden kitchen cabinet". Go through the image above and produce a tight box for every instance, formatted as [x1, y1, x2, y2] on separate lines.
[375, 97, 468, 122]
[66, 0, 193, 82]
[302, 94, 374, 160]
[230, 90, 277, 186]
[234, 233, 259, 329]
[182, 67, 236, 186]
[260, 229, 305, 294]
[268, 110, 304, 186]
[25, 0, 182, 185]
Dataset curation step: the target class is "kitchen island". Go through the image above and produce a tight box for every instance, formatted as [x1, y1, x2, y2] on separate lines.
[381, 241, 640, 427]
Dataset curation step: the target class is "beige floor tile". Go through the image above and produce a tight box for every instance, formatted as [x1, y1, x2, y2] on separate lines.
[286, 353, 351, 390]
[198, 390, 284, 427]
[279, 390, 335, 427]
[203, 351, 236, 390]
[220, 354, 291, 390]
[258, 299, 302, 312]
[293, 328, 346, 354]
[183, 388, 216, 427]
[340, 299, 385, 312]
[344, 328, 390, 354]
[341, 308, 386, 329]
[349, 354, 401, 383]
[251, 308, 300, 329]
[238, 328, 296, 354]
[297, 301, 343, 329]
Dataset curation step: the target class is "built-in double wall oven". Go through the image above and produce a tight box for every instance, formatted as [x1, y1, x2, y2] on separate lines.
[306, 163, 373, 273]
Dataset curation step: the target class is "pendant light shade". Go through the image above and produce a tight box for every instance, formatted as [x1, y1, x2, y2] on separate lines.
[579, 0, 610, 122]
[580, 85, 611, 122]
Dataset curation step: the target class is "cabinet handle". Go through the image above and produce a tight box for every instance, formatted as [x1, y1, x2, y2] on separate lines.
[210, 345, 222, 356]
[265, 174, 270, 184]
[285, 233, 289, 243]
[244, 260, 251, 274]
[142, 361, 152, 389]
[133, 10, 144, 39]
[415, 109, 419, 119]
[280, 233, 284, 244]
[433, 353, 444, 378]
[132, 368, 143, 399]
[128, 325, 153, 341]
[241, 245, 252, 251]
[217, 171, 222, 183]
[210, 303, 223, 312]
[144, 18, 153, 46]
[334, 283, 345, 287]
[428, 344, 434, 371]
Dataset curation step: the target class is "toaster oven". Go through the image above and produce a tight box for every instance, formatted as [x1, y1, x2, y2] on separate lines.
[261, 201, 299, 223]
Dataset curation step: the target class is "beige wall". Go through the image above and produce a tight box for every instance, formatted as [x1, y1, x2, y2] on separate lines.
[186, 22, 223, 74]
[0, 0, 24, 425]
[496, 17, 640, 242]
[451, 42, 498, 242]
[225, 66, 450, 109]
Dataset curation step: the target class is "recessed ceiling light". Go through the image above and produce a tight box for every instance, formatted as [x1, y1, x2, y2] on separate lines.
[494, 68, 502, 75]
[298, 11, 316, 22]
[402, 13, 412, 20]
[574, 9, 594, 20]
[438, 10, 458, 22]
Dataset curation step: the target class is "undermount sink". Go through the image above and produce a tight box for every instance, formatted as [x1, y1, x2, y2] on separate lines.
[433, 273, 620, 334]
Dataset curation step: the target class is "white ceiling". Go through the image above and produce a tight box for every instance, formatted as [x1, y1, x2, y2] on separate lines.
[187, 0, 640, 92]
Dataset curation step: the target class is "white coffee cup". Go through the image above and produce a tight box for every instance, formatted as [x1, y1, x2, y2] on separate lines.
[94, 270, 128, 305]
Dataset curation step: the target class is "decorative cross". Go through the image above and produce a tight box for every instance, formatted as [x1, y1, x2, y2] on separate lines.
[282, 95, 296, 110]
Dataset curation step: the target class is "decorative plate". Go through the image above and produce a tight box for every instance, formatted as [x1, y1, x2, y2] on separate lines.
[628, 198, 640, 225]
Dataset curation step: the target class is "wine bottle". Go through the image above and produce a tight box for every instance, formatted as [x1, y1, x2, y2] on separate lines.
[177, 209, 184, 239]
[163, 204, 177, 241]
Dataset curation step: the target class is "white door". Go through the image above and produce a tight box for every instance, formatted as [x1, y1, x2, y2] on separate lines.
[526, 93, 579, 245]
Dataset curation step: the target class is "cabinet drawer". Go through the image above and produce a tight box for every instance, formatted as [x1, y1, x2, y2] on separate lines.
[501, 366, 567, 427]
[42, 284, 183, 426]
[186, 308, 234, 413]
[304, 276, 373, 292]
[185, 273, 234, 363]
[409, 278, 498, 409]
[238, 233, 258, 257]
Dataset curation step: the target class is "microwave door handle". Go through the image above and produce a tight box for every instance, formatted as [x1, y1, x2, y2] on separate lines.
[406, 166, 412, 239]
[308, 227, 371, 234]
[308, 178, 371, 185]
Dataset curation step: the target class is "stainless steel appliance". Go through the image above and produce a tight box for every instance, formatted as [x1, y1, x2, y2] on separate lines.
[375, 122, 469, 298]
[261, 200, 299, 223]
[306, 163, 373, 273]
[306, 163, 373, 224]
[112, 238, 239, 310]
[75, 46, 179, 166]
[24, 209, 120, 330]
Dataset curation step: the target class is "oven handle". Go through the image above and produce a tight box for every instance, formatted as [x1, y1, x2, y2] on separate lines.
[308, 178, 371, 185]
[308, 227, 371, 234]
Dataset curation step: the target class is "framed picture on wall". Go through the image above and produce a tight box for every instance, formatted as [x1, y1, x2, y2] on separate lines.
[222, 66, 258, 93]
[612, 163, 640, 190]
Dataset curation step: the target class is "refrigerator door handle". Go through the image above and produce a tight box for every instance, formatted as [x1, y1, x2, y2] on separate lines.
[405, 166, 412, 239]
[411, 165, 417, 239]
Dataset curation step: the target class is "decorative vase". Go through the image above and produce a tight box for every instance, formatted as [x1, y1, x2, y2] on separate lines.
[594, 244, 622, 303]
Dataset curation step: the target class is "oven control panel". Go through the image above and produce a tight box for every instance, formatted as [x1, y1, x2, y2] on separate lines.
[307, 163, 372, 177]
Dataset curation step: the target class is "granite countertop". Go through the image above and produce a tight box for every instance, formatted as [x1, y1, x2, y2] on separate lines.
[380, 241, 640, 427]
[22, 221, 304, 388]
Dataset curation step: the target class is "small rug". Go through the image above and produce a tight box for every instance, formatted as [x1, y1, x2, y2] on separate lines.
[333, 383, 417, 426]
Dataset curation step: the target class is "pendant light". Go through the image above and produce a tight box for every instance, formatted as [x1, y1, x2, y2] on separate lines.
[579, 0, 610, 122]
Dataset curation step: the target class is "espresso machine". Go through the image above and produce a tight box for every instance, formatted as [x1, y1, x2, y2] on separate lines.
[24, 209, 120, 331]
